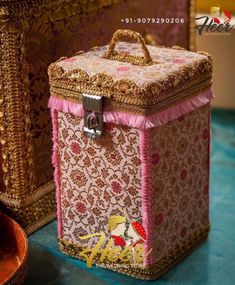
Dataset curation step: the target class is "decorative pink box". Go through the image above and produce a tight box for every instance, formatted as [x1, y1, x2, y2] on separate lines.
[48, 30, 213, 279]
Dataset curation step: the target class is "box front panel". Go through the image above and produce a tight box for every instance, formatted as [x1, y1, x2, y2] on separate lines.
[56, 111, 145, 252]
[146, 103, 210, 265]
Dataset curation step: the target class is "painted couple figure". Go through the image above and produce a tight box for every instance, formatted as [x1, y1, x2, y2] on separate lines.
[108, 215, 146, 248]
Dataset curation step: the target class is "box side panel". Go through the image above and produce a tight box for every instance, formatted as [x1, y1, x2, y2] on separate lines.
[146, 104, 210, 266]
[57, 111, 144, 251]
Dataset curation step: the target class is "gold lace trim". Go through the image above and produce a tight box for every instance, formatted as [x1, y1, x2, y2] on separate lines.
[50, 78, 211, 116]
[49, 51, 212, 108]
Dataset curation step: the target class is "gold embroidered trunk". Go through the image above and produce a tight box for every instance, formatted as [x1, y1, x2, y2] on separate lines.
[0, 0, 196, 234]
[48, 29, 213, 279]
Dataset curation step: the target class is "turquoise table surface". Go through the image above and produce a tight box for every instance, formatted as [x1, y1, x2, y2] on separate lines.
[26, 109, 235, 285]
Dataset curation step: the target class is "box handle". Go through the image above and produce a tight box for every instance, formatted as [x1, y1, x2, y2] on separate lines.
[104, 29, 153, 66]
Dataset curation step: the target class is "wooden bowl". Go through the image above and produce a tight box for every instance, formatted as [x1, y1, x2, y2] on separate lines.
[0, 212, 28, 285]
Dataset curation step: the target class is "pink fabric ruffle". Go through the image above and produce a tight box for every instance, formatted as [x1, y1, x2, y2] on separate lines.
[139, 129, 152, 266]
[51, 110, 63, 238]
[48, 88, 214, 129]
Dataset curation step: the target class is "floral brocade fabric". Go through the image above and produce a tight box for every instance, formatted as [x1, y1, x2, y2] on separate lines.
[57, 112, 142, 246]
[146, 103, 210, 264]
[57, 42, 207, 88]
[56, 103, 210, 264]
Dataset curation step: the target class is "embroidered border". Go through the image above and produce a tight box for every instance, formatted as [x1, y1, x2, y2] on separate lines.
[59, 225, 210, 280]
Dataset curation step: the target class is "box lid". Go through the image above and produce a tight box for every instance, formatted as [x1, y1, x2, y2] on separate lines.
[49, 29, 212, 115]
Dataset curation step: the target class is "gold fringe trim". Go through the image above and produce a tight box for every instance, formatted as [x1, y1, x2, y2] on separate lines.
[59, 225, 210, 280]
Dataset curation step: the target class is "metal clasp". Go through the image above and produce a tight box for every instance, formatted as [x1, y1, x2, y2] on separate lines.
[82, 93, 103, 139]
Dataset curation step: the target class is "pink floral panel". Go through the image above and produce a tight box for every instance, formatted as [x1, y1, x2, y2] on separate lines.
[145, 103, 210, 265]
[57, 111, 143, 247]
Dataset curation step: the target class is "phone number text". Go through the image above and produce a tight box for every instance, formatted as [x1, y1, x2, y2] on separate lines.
[121, 18, 185, 24]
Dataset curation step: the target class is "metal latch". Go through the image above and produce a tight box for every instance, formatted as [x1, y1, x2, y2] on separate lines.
[82, 93, 103, 139]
